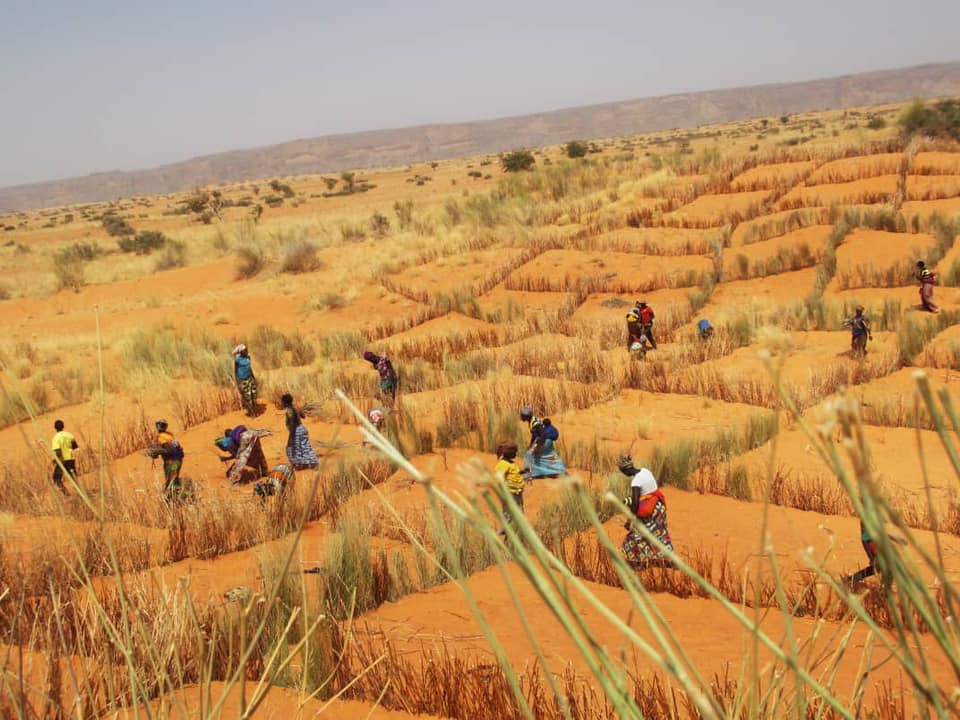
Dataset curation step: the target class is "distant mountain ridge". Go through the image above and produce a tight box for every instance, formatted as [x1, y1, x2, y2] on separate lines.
[3, 61, 960, 211]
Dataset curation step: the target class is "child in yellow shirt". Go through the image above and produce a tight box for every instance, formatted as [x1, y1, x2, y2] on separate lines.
[495, 442, 529, 536]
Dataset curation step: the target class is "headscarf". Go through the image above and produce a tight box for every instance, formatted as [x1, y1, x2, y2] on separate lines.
[519, 405, 534, 420]
[232, 344, 247, 357]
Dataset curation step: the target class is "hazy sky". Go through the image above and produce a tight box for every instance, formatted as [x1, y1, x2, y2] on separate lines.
[2, 0, 958, 187]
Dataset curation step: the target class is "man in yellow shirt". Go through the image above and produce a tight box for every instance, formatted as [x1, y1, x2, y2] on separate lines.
[51, 419, 78, 494]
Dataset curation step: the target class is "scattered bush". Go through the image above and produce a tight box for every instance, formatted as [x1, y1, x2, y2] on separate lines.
[565, 140, 588, 159]
[500, 149, 536, 172]
[153, 240, 188, 271]
[393, 199, 414, 229]
[900, 98, 960, 141]
[369, 211, 391, 238]
[118, 230, 168, 254]
[866, 115, 887, 130]
[269, 179, 296, 198]
[101, 212, 134, 237]
[280, 238, 322, 274]
[234, 242, 265, 279]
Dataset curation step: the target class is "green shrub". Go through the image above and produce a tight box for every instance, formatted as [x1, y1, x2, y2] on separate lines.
[51, 242, 100, 291]
[501, 149, 536, 172]
[866, 115, 887, 130]
[118, 230, 167, 254]
[269, 179, 296, 198]
[565, 140, 588, 159]
[900, 98, 960, 141]
[101, 212, 134, 237]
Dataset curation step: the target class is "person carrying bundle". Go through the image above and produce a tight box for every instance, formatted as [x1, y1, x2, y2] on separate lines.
[617, 454, 674, 568]
[281, 393, 319, 469]
[146, 419, 185, 496]
[625, 308, 644, 351]
[215, 425, 271, 484]
[519, 406, 567, 479]
[635, 301, 657, 349]
[842, 305, 872, 358]
[363, 351, 399, 406]
[232, 344, 259, 416]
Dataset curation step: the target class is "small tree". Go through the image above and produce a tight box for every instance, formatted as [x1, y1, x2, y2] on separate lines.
[341, 172, 356, 193]
[323, 177, 337, 192]
[866, 115, 887, 130]
[501, 150, 535, 172]
[565, 140, 588, 159]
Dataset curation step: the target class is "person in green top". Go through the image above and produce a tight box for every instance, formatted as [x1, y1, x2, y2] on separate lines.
[51, 419, 78, 494]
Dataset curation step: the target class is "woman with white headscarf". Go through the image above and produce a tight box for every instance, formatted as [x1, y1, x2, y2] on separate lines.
[617, 454, 674, 567]
[233, 344, 258, 416]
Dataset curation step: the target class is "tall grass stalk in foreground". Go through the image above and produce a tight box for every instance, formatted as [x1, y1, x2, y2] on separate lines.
[338, 365, 960, 719]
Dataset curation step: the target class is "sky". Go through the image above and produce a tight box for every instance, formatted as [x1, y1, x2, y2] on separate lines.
[1, 0, 958, 187]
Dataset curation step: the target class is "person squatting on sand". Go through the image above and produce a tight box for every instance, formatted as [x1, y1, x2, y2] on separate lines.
[146, 419, 185, 496]
[233, 344, 259, 416]
[842, 305, 872, 358]
[617, 455, 674, 568]
[254, 463, 294, 502]
[697, 318, 714, 340]
[51, 419, 78, 494]
[215, 425, 271, 484]
[363, 351, 398, 406]
[519, 406, 567, 479]
[281, 393, 318, 470]
[917, 260, 939, 313]
[495, 441, 530, 536]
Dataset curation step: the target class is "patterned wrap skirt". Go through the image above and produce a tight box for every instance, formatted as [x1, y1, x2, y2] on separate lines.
[286, 424, 318, 467]
[238, 377, 258, 410]
[227, 429, 271, 484]
[621, 499, 674, 567]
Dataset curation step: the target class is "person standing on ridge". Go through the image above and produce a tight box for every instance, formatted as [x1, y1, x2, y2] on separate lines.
[617, 454, 674, 568]
[637, 301, 657, 349]
[917, 261, 939, 313]
[842, 305, 872, 358]
[233, 344, 259, 416]
[51, 419, 78, 494]
[146, 419, 185, 496]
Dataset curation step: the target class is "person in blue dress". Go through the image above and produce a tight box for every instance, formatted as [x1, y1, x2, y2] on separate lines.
[519, 406, 567, 478]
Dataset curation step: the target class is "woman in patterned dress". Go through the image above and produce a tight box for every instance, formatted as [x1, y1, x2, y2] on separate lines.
[617, 455, 674, 568]
[281, 393, 318, 470]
